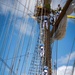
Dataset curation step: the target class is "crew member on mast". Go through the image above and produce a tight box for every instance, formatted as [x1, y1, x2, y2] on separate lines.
[57, 4, 62, 13]
[40, 45, 44, 58]
[43, 16, 48, 29]
[49, 10, 54, 26]
[56, 4, 62, 19]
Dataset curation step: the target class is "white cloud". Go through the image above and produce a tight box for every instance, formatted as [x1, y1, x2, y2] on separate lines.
[58, 51, 75, 65]
[0, 0, 13, 14]
[15, 19, 32, 36]
[0, 0, 37, 36]
[0, 0, 36, 17]
[14, 17, 37, 37]
[52, 66, 75, 75]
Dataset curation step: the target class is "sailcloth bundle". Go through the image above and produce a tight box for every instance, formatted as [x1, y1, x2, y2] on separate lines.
[54, 0, 75, 40]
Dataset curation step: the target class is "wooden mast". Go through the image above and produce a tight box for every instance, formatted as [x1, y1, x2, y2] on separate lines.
[35, 0, 73, 75]
[44, 0, 52, 75]
[44, 0, 73, 75]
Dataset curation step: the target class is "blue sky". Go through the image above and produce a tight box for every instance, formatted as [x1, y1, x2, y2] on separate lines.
[0, 0, 39, 75]
[52, 16, 75, 65]
[0, 0, 75, 75]
[52, 12, 75, 75]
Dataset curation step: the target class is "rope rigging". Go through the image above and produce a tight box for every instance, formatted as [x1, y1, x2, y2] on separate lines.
[0, 0, 34, 15]
[20, 2, 36, 75]
[64, 37, 75, 75]
[15, 18, 29, 75]
[8, 0, 30, 75]
[28, 36, 40, 75]
[13, 0, 32, 74]
[19, 19, 37, 75]
[2, 0, 39, 73]
[71, 60, 75, 75]
[0, 0, 74, 75]
[53, 40, 58, 75]
[0, 57, 16, 75]
[0, 1, 18, 73]
[0, 6, 9, 41]
[0, 5, 15, 58]
[2, 1, 19, 75]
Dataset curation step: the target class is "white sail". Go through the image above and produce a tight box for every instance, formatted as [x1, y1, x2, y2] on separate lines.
[54, 0, 75, 40]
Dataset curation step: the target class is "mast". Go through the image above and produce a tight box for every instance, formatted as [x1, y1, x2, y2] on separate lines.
[44, 0, 51, 75]
[43, 0, 73, 75]
[35, 0, 73, 75]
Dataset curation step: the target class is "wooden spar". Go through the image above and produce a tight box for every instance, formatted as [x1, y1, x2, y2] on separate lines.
[44, 20, 51, 75]
[44, 0, 52, 75]
[44, 0, 73, 75]
[50, 0, 73, 37]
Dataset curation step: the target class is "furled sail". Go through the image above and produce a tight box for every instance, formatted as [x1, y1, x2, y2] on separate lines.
[54, 0, 75, 40]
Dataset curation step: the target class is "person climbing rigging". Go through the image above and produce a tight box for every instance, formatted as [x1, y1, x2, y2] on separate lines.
[43, 16, 48, 29]
[49, 10, 54, 26]
[42, 66, 48, 75]
[57, 4, 62, 13]
[40, 45, 44, 58]
[56, 4, 62, 19]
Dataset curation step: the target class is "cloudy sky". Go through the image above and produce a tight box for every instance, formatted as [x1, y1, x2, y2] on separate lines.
[0, 0, 39, 75]
[0, 0, 75, 75]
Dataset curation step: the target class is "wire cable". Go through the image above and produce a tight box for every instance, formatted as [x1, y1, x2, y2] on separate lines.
[15, 1, 32, 74]
[56, 40, 58, 75]
[4, 52, 34, 60]
[0, 0, 34, 15]
[11, 0, 34, 74]
[2, 1, 20, 75]
[0, 57, 16, 75]
[72, 60, 75, 75]
[0, 0, 17, 73]
[8, 0, 30, 75]
[27, 32, 40, 75]
[0, 4, 9, 41]
[64, 37, 75, 75]
[0, 0, 41, 22]
[21, 18, 37, 75]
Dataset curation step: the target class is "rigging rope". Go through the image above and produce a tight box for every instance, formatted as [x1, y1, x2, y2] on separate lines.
[15, 17, 28, 75]
[0, 4, 14, 58]
[19, 19, 36, 75]
[8, 0, 28, 75]
[0, 4, 9, 41]
[56, 40, 58, 75]
[9, 1, 31, 75]
[2, 1, 19, 75]
[27, 35, 40, 75]
[15, 0, 32, 74]
[64, 37, 75, 75]
[0, 0, 34, 15]
[0, 1, 17, 73]
[0, 0, 46, 75]
[0, 57, 16, 75]
[22, 20, 38, 75]
[0, 0, 9, 72]
[72, 60, 75, 75]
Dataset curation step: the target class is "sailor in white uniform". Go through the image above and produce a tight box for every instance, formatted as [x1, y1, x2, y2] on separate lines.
[50, 12, 54, 26]
[43, 16, 48, 29]
[40, 45, 44, 58]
